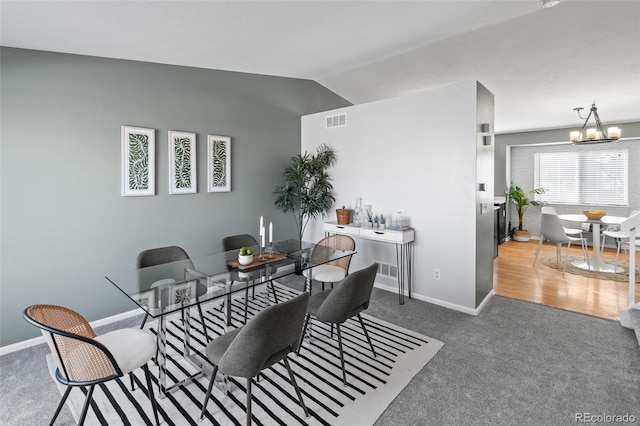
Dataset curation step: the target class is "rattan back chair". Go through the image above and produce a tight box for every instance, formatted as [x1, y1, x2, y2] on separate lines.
[304, 234, 356, 293]
[24, 304, 159, 426]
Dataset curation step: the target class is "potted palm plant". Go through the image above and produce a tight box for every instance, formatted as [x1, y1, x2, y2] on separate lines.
[274, 144, 337, 241]
[507, 180, 546, 242]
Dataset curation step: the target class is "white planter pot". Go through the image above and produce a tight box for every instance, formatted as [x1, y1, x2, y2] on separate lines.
[513, 230, 530, 242]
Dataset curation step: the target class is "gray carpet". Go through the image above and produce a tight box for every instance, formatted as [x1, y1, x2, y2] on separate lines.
[2, 288, 640, 425]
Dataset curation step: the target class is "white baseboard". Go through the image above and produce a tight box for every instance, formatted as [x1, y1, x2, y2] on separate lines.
[373, 282, 495, 316]
[0, 286, 272, 357]
[3, 283, 495, 356]
[0, 308, 142, 357]
[476, 290, 495, 314]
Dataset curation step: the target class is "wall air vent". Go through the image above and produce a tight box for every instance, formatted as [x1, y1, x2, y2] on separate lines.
[326, 113, 347, 129]
[375, 260, 398, 279]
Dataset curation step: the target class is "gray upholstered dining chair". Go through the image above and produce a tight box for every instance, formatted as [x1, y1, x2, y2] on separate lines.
[298, 262, 378, 386]
[533, 213, 590, 273]
[199, 292, 310, 425]
[222, 234, 260, 254]
[302, 234, 356, 294]
[222, 234, 279, 317]
[23, 304, 160, 426]
[137, 245, 210, 342]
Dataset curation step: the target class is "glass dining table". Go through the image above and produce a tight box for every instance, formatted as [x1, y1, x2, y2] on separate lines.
[105, 238, 356, 396]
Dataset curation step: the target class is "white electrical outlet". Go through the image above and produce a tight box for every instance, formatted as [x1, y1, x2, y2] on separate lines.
[433, 269, 441, 280]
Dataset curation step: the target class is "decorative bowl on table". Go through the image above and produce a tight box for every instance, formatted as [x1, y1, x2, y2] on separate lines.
[238, 254, 254, 266]
[583, 210, 606, 220]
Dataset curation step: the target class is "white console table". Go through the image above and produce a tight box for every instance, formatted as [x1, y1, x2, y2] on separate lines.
[323, 221, 415, 304]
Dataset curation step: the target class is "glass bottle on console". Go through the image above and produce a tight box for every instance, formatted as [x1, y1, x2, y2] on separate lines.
[353, 197, 364, 227]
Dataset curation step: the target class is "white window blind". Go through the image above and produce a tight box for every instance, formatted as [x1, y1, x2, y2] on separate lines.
[534, 149, 628, 206]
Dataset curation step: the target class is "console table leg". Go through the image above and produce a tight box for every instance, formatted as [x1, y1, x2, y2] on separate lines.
[407, 242, 413, 299]
[396, 244, 405, 305]
[395, 242, 414, 304]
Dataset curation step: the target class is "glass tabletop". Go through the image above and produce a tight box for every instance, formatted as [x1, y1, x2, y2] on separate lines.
[105, 239, 355, 318]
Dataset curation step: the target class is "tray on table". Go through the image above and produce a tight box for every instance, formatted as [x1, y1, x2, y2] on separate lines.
[226, 253, 287, 270]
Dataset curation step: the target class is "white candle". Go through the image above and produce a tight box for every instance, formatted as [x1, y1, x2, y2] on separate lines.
[586, 128, 597, 140]
[261, 228, 265, 248]
[269, 222, 273, 243]
[607, 127, 621, 139]
[259, 216, 263, 238]
[570, 131, 580, 142]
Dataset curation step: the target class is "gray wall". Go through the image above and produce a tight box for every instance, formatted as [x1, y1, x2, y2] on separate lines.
[509, 138, 640, 239]
[495, 122, 640, 237]
[475, 83, 495, 308]
[0, 47, 351, 346]
[495, 122, 640, 197]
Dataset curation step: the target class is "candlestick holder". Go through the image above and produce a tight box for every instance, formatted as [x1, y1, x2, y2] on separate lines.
[258, 245, 267, 261]
[267, 242, 274, 259]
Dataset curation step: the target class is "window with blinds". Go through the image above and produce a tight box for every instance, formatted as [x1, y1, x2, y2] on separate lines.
[534, 149, 628, 206]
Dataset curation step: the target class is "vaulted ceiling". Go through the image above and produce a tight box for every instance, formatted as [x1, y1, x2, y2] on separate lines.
[2, 0, 639, 134]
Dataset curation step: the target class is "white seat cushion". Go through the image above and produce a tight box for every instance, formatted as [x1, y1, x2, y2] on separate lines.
[303, 264, 346, 283]
[603, 230, 631, 240]
[95, 328, 156, 374]
[563, 227, 582, 236]
[151, 278, 176, 288]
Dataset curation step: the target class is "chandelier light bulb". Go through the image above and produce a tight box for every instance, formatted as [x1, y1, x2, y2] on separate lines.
[607, 127, 621, 139]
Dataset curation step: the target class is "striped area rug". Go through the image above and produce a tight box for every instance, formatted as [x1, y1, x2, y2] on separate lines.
[49, 285, 443, 425]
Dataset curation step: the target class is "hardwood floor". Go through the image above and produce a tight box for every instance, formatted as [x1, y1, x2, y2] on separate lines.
[493, 239, 639, 321]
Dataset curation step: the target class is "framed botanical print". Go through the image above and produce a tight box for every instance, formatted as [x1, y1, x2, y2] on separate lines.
[168, 130, 197, 194]
[169, 281, 195, 306]
[133, 289, 155, 312]
[121, 125, 155, 196]
[207, 135, 231, 193]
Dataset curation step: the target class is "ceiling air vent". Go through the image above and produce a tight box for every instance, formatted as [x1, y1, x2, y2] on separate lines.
[326, 113, 347, 129]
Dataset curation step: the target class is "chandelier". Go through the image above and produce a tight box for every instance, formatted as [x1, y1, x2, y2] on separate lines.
[569, 102, 621, 144]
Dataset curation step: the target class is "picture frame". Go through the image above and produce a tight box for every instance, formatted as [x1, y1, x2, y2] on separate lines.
[121, 125, 155, 196]
[207, 135, 231, 193]
[169, 281, 196, 306]
[132, 289, 156, 312]
[168, 130, 197, 194]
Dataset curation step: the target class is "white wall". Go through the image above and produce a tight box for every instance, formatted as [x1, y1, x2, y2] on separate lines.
[301, 81, 495, 313]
